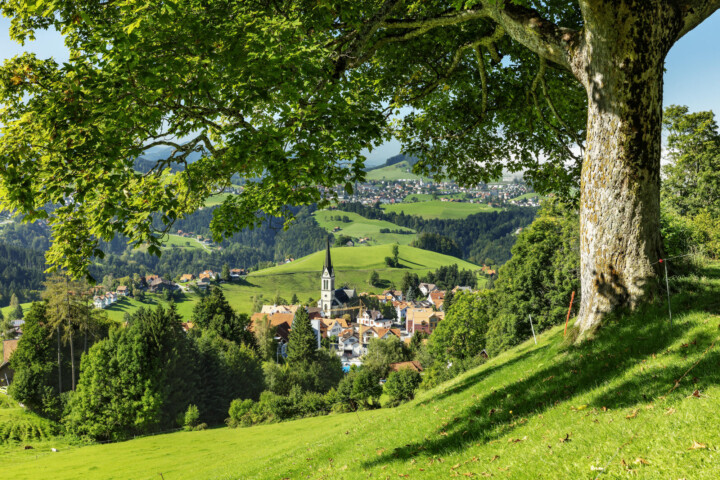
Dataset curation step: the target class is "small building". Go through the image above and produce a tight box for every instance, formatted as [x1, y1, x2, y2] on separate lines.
[406, 308, 444, 335]
[418, 283, 437, 296]
[117, 285, 129, 296]
[199, 270, 219, 281]
[229, 268, 245, 280]
[196, 278, 211, 290]
[428, 290, 446, 310]
[179, 274, 195, 283]
[148, 278, 177, 293]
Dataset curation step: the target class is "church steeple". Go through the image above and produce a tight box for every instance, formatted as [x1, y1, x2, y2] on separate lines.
[324, 236, 334, 276]
[320, 236, 335, 315]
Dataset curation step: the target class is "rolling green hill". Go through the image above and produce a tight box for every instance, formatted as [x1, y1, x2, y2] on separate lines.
[382, 200, 500, 219]
[365, 160, 431, 181]
[313, 210, 417, 245]
[103, 245, 480, 321]
[5, 262, 720, 479]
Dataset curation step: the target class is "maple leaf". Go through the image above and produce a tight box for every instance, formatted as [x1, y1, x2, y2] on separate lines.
[691, 389, 702, 398]
[689, 441, 707, 450]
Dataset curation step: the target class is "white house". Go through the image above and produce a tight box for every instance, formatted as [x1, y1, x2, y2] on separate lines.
[418, 283, 438, 296]
[357, 310, 392, 328]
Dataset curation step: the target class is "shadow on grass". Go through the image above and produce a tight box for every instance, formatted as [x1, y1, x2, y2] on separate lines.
[364, 267, 720, 469]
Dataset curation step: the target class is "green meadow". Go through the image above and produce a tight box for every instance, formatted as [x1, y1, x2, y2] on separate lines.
[313, 210, 417, 245]
[161, 234, 210, 252]
[403, 193, 467, 202]
[4, 262, 720, 479]
[382, 200, 500, 219]
[365, 160, 431, 181]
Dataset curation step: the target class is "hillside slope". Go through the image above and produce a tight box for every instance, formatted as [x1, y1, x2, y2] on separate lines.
[5, 263, 720, 479]
[365, 160, 431, 181]
[313, 210, 417, 246]
[102, 245, 479, 320]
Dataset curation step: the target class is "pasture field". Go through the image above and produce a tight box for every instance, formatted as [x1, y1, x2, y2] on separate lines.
[313, 210, 417, 245]
[365, 160, 431, 181]
[382, 200, 500, 219]
[161, 234, 209, 252]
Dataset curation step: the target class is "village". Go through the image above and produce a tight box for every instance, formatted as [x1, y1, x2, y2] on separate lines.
[1, 241, 477, 378]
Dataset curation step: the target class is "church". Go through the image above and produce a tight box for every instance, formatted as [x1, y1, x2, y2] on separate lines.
[318, 237, 357, 317]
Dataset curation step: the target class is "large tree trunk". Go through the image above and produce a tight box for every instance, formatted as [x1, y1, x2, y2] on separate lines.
[573, 3, 683, 337]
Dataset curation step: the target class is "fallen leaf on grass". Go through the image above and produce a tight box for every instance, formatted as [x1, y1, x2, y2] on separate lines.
[690, 389, 702, 398]
[508, 436, 527, 443]
[480, 473, 492, 478]
[490, 455, 499, 463]
[689, 441, 707, 450]
[377, 449, 385, 455]
[590, 466, 604, 471]
[665, 407, 676, 415]
[626, 409, 639, 419]
[633, 458, 650, 465]
[440, 431, 448, 436]
[559, 433, 571, 443]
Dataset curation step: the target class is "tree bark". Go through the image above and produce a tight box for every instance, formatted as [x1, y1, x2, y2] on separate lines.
[571, 2, 684, 337]
[69, 326, 76, 391]
[57, 324, 62, 394]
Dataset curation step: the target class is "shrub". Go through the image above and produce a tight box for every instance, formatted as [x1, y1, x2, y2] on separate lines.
[227, 399, 254, 428]
[184, 405, 200, 431]
[384, 369, 422, 405]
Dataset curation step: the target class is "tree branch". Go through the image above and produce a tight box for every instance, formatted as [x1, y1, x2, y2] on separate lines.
[675, 0, 720, 41]
[482, 2, 578, 71]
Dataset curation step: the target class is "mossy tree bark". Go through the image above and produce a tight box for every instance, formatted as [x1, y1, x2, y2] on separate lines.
[570, 2, 684, 336]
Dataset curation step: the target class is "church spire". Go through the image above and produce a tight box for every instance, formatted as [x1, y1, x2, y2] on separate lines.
[324, 236, 333, 276]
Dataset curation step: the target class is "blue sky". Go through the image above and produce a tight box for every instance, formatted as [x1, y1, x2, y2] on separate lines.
[2, 12, 720, 164]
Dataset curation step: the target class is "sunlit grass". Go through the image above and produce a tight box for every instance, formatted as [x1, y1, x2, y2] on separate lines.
[6, 263, 719, 479]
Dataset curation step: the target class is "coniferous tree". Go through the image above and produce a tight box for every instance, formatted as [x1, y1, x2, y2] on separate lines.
[286, 308, 317, 363]
[253, 314, 278, 362]
[8, 293, 23, 321]
[191, 287, 255, 348]
[8, 302, 59, 418]
[0, 308, 13, 340]
[221, 263, 231, 282]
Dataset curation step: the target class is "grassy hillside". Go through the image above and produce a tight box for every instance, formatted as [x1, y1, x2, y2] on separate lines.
[403, 193, 466, 202]
[104, 245, 480, 320]
[382, 200, 500, 219]
[0, 302, 33, 321]
[161, 234, 209, 252]
[5, 262, 720, 479]
[313, 210, 417, 245]
[0, 395, 59, 445]
[365, 160, 431, 181]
